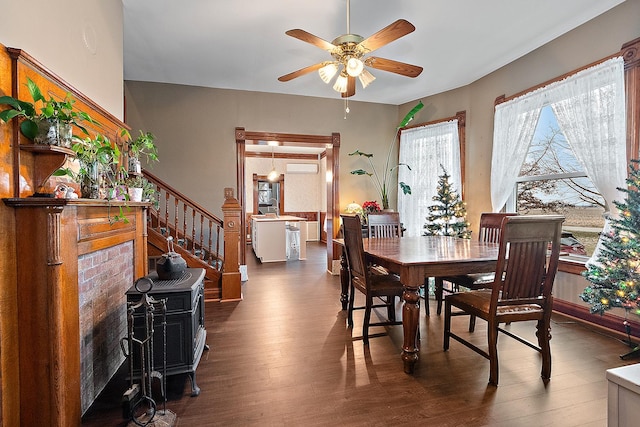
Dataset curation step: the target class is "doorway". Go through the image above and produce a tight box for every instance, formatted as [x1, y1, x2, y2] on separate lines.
[235, 128, 340, 272]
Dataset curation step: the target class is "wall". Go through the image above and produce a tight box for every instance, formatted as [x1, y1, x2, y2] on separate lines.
[124, 81, 399, 218]
[0, 0, 125, 119]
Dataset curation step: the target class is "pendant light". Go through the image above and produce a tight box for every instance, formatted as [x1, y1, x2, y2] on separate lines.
[267, 145, 278, 181]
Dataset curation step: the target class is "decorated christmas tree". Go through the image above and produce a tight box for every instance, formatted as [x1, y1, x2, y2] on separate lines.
[580, 159, 640, 317]
[423, 166, 471, 238]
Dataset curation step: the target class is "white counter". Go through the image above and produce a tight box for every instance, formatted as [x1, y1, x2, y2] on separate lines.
[251, 215, 307, 262]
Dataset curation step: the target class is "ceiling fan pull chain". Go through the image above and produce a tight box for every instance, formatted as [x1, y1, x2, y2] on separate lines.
[344, 98, 350, 119]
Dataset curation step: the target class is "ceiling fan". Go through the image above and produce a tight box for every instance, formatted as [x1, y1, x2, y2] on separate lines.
[278, 0, 423, 98]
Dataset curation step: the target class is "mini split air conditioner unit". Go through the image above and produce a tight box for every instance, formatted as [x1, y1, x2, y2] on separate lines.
[286, 163, 318, 174]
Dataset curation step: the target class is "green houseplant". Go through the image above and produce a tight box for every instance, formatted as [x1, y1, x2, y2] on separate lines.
[349, 101, 424, 209]
[0, 77, 95, 146]
[55, 132, 121, 199]
[120, 129, 158, 173]
[124, 174, 157, 204]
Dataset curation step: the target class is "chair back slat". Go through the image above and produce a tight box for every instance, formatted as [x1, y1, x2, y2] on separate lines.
[492, 215, 564, 309]
[341, 214, 369, 285]
[367, 212, 401, 238]
[478, 212, 518, 243]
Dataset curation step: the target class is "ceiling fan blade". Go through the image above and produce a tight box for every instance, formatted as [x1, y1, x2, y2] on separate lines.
[358, 19, 416, 53]
[278, 63, 326, 82]
[341, 76, 356, 98]
[365, 57, 423, 78]
[285, 29, 336, 52]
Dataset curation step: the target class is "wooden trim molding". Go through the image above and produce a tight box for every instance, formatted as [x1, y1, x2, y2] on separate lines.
[236, 128, 340, 270]
[554, 299, 640, 340]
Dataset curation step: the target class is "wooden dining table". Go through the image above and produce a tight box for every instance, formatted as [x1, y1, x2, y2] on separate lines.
[335, 235, 500, 374]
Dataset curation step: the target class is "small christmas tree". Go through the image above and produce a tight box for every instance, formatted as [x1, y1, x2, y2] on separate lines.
[423, 166, 471, 238]
[580, 159, 640, 317]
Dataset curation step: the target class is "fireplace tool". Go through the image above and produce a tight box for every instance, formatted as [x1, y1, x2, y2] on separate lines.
[120, 276, 177, 426]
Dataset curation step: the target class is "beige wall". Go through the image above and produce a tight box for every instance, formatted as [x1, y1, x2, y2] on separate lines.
[0, 0, 124, 119]
[124, 82, 399, 217]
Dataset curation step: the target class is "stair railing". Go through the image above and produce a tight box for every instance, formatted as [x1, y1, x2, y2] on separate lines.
[143, 170, 224, 270]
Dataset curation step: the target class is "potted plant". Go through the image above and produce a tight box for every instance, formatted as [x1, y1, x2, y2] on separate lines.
[124, 175, 145, 202]
[0, 77, 96, 147]
[349, 101, 424, 210]
[120, 129, 158, 174]
[55, 132, 121, 198]
[123, 174, 157, 204]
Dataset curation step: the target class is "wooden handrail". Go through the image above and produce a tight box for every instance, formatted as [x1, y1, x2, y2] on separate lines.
[143, 170, 223, 226]
[143, 169, 224, 268]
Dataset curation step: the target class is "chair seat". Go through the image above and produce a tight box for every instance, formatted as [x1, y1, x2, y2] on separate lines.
[441, 272, 496, 288]
[447, 289, 546, 320]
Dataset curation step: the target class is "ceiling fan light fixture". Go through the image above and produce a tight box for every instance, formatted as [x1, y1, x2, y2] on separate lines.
[346, 57, 364, 77]
[358, 68, 376, 88]
[318, 63, 338, 83]
[333, 72, 348, 93]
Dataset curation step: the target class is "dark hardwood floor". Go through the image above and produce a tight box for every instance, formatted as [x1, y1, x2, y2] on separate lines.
[82, 242, 635, 426]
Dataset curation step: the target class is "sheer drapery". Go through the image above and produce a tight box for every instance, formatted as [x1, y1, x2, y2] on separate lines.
[398, 120, 461, 237]
[550, 57, 627, 217]
[550, 57, 626, 265]
[491, 56, 626, 265]
[491, 92, 544, 211]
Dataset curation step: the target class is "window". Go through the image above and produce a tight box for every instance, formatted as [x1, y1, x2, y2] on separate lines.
[514, 105, 605, 257]
[398, 115, 464, 237]
[492, 57, 627, 264]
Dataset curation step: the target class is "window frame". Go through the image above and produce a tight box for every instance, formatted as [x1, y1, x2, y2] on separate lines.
[496, 38, 640, 274]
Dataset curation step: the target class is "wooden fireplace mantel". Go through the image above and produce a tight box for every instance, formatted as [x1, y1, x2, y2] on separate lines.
[3, 198, 148, 425]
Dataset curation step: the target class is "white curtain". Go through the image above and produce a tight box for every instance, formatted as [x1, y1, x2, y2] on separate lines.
[491, 56, 626, 265]
[549, 57, 627, 265]
[398, 120, 461, 237]
[491, 91, 545, 211]
[550, 57, 627, 217]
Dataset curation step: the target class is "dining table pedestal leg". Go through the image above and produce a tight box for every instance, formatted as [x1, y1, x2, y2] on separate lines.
[401, 285, 420, 373]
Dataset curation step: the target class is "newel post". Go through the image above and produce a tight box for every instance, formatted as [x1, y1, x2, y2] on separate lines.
[221, 187, 242, 301]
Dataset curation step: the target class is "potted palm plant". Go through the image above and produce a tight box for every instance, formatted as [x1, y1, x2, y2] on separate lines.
[0, 77, 95, 147]
[120, 129, 158, 174]
[349, 101, 424, 210]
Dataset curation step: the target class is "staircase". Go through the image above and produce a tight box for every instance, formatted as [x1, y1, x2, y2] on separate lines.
[144, 171, 224, 300]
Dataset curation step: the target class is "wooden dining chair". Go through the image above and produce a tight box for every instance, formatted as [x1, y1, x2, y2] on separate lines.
[341, 214, 404, 345]
[367, 212, 402, 238]
[443, 215, 564, 385]
[365, 211, 428, 314]
[434, 212, 518, 315]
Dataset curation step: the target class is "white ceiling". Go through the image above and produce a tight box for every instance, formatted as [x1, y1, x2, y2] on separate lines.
[122, 0, 624, 106]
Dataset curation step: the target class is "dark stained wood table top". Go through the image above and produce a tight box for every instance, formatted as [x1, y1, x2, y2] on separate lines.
[336, 235, 500, 286]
